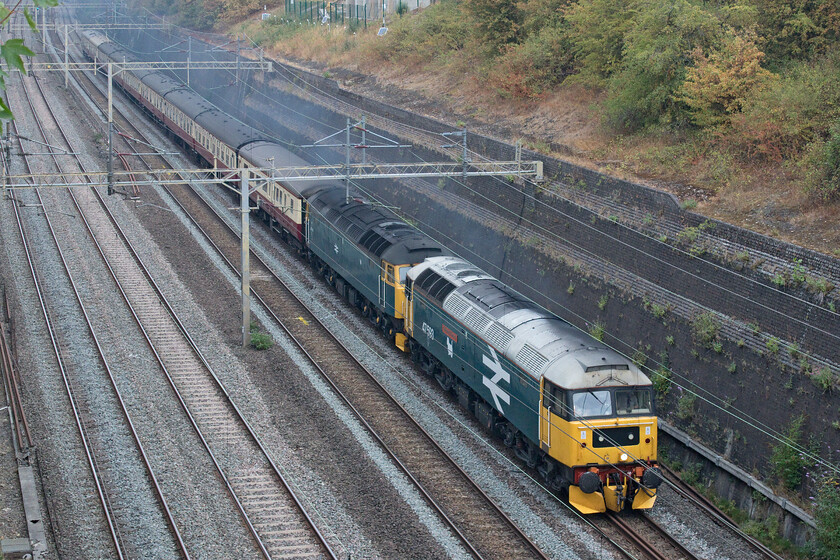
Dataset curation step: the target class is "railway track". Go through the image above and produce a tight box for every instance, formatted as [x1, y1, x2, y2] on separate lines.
[603, 512, 700, 560]
[9, 69, 183, 559]
[660, 464, 786, 560]
[13, 23, 339, 559]
[57, 22, 551, 560]
[42, 19, 793, 560]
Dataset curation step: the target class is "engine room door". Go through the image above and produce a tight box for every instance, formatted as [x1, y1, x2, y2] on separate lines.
[539, 378, 551, 453]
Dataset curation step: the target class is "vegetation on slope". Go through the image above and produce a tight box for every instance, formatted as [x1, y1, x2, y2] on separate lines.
[136, 0, 840, 255]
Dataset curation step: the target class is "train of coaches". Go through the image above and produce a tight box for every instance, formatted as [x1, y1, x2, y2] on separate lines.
[81, 30, 663, 514]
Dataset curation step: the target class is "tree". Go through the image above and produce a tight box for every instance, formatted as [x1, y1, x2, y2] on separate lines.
[465, 0, 523, 56]
[564, 0, 640, 86]
[0, 0, 59, 119]
[680, 29, 776, 128]
[602, 0, 723, 131]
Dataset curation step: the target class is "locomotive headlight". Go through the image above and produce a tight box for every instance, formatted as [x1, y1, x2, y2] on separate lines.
[620, 453, 628, 462]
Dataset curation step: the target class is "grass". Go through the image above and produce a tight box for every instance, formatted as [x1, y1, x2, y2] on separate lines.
[589, 321, 605, 341]
[598, 294, 609, 310]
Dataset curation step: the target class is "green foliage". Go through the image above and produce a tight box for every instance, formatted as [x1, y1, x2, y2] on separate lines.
[812, 366, 835, 393]
[563, 0, 638, 87]
[631, 348, 647, 368]
[815, 476, 840, 560]
[728, 361, 737, 373]
[769, 414, 808, 490]
[567, 281, 575, 294]
[790, 258, 807, 286]
[765, 336, 780, 355]
[598, 294, 608, 310]
[806, 275, 834, 294]
[373, 0, 470, 67]
[676, 392, 697, 420]
[754, 0, 840, 63]
[732, 51, 840, 163]
[803, 118, 840, 200]
[600, 0, 727, 131]
[680, 198, 698, 210]
[666, 335, 675, 346]
[396, 1, 408, 16]
[650, 303, 668, 319]
[465, 0, 523, 55]
[250, 331, 273, 350]
[691, 311, 720, 348]
[249, 322, 274, 350]
[679, 29, 776, 128]
[681, 461, 703, 485]
[651, 366, 672, 395]
[589, 321, 605, 341]
[488, 19, 575, 97]
[0, 0, 55, 122]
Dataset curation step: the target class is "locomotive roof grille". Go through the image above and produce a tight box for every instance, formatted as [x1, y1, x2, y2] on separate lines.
[415, 269, 456, 303]
[516, 344, 549, 373]
[360, 230, 391, 256]
[485, 322, 514, 349]
[586, 364, 629, 372]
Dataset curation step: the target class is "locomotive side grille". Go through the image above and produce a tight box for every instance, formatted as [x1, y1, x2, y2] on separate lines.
[592, 426, 640, 448]
[516, 344, 548, 373]
[465, 309, 491, 333]
[444, 294, 470, 318]
[485, 323, 513, 350]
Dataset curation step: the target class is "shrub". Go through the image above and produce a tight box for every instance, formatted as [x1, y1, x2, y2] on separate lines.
[250, 322, 274, 350]
[692, 311, 720, 348]
[567, 282, 575, 295]
[488, 23, 574, 98]
[651, 366, 672, 395]
[806, 275, 834, 295]
[815, 476, 840, 560]
[680, 198, 698, 210]
[728, 361, 737, 373]
[250, 331, 274, 350]
[732, 52, 840, 163]
[679, 29, 776, 128]
[676, 392, 697, 420]
[765, 336, 780, 355]
[812, 366, 835, 393]
[666, 335, 675, 346]
[589, 321, 605, 341]
[769, 414, 808, 490]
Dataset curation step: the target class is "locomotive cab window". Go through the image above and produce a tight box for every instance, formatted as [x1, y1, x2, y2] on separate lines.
[572, 390, 612, 418]
[542, 380, 566, 415]
[386, 264, 395, 283]
[615, 388, 653, 415]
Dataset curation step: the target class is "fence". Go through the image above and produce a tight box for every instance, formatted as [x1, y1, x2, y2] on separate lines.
[282, 0, 372, 27]
[281, 0, 432, 26]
